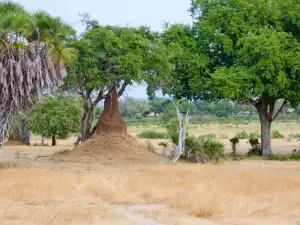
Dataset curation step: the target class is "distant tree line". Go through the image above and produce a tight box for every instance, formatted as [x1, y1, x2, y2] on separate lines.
[117, 97, 297, 122]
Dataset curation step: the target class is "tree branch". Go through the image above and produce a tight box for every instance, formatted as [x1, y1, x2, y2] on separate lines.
[92, 90, 105, 107]
[118, 82, 128, 97]
[272, 99, 287, 121]
[238, 98, 257, 106]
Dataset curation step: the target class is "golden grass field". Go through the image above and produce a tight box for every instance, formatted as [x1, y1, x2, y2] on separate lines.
[1, 122, 300, 225]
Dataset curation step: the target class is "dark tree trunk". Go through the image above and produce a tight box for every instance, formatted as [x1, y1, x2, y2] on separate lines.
[9, 127, 20, 142]
[96, 87, 127, 135]
[255, 97, 276, 157]
[21, 119, 30, 145]
[81, 108, 93, 142]
[52, 136, 56, 146]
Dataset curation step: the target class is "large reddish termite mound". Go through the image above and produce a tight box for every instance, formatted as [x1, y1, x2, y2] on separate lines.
[96, 87, 127, 135]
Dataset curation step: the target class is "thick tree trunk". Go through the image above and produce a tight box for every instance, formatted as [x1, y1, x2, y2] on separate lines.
[259, 115, 272, 157]
[96, 87, 127, 135]
[52, 136, 56, 146]
[255, 97, 276, 157]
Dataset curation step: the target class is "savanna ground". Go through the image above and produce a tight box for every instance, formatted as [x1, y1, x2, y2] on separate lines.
[1, 121, 300, 225]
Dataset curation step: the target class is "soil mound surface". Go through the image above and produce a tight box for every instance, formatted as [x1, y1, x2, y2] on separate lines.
[42, 133, 166, 165]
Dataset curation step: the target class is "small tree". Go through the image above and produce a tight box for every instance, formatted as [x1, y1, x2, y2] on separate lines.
[28, 95, 80, 146]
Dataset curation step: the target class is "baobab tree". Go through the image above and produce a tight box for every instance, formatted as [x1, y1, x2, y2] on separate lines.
[0, 2, 75, 144]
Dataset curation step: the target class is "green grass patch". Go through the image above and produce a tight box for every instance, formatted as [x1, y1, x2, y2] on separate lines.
[0, 162, 18, 169]
[202, 133, 217, 139]
[137, 130, 169, 139]
[288, 133, 300, 140]
[268, 154, 300, 161]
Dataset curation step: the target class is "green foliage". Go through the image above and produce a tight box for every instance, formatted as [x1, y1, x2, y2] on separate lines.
[166, 118, 180, 145]
[235, 131, 249, 139]
[166, 117, 224, 162]
[198, 137, 225, 162]
[272, 130, 284, 139]
[137, 130, 169, 139]
[28, 95, 81, 139]
[185, 136, 225, 163]
[148, 98, 171, 116]
[268, 150, 300, 161]
[249, 131, 260, 139]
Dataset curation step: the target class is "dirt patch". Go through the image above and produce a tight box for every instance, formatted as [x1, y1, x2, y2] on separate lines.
[40, 133, 166, 166]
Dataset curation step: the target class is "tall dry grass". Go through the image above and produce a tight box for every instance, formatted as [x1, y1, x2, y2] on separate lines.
[84, 163, 300, 223]
[1, 163, 300, 224]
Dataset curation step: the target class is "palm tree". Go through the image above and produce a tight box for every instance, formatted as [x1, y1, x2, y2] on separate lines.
[0, 1, 76, 144]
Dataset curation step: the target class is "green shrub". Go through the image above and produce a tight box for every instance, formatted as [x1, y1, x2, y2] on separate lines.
[166, 118, 181, 145]
[272, 130, 284, 139]
[235, 130, 249, 139]
[268, 150, 300, 161]
[198, 137, 225, 162]
[249, 131, 260, 139]
[137, 130, 169, 139]
[247, 139, 262, 156]
[184, 136, 225, 162]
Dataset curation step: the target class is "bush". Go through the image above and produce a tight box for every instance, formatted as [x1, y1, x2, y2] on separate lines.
[137, 130, 169, 139]
[198, 137, 225, 162]
[272, 130, 284, 139]
[247, 139, 262, 156]
[249, 131, 260, 139]
[184, 136, 225, 163]
[235, 130, 249, 139]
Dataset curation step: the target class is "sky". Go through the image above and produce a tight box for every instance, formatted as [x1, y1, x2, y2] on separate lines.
[17, 0, 192, 99]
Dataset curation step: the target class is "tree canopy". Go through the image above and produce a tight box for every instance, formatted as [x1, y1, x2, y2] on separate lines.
[63, 17, 170, 140]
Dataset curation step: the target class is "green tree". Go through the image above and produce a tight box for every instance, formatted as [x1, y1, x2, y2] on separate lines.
[149, 97, 171, 116]
[161, 101, 196, 123]
[64, 15, 170, 140]
[0, 2, 75, 143]
[28, 95, 80, 146]
[119, 97, 151, 118]
[163, 0, 300, 156]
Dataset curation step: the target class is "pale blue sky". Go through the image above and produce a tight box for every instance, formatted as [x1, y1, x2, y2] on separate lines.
[17, 0, 192, 98]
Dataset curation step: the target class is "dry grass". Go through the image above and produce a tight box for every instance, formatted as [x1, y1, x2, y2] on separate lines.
[85, 163, 300, 224]
[0, 169, 75, 203]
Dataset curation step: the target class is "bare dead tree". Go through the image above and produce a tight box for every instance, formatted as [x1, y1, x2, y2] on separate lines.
[169, 100, 190, 164]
